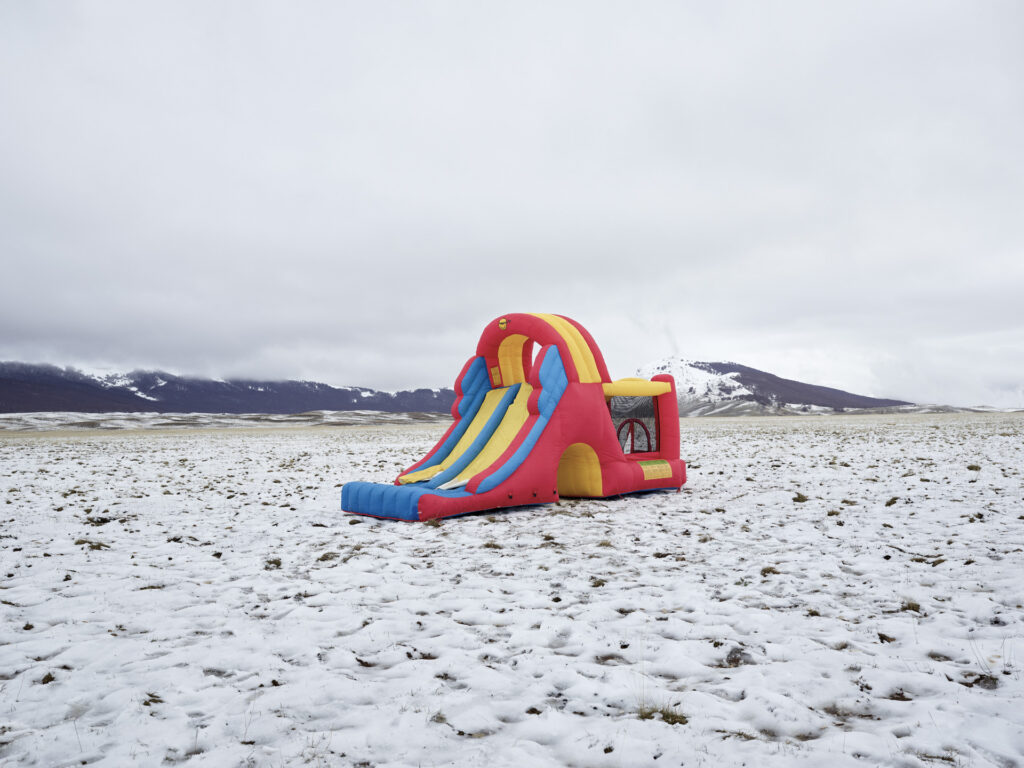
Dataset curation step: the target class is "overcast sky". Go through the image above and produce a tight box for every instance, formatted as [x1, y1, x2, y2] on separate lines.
[2, 2, 1022, 406]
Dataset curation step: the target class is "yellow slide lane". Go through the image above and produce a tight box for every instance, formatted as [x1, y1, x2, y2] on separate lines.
[438, 383, 534, 490]
[398, 387, 510, 485]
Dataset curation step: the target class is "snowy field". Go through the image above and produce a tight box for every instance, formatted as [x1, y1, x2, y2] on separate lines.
[2, 413, 1023, 767]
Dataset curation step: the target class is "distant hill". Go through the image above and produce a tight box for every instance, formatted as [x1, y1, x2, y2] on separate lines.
[638, 358, 914, 416]
[0, 363, 455, 415]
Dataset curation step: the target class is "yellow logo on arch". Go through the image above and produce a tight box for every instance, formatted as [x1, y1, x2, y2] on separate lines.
[498, 318, 508, 330]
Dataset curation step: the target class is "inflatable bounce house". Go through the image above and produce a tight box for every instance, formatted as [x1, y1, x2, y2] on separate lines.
[341, 313, 686, 521]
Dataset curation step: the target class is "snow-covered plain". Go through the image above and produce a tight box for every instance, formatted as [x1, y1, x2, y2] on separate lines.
[0, 410, 448, 434]
[2, 413, 1023, 767]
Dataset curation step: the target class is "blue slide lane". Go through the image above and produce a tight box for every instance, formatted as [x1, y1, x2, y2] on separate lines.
[407, 357, 489, 475]
[475, 348, 568, 494]
[424, 383, 521, 489]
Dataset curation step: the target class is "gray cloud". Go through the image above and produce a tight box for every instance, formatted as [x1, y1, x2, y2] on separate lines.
[2, 1, 1022, 405]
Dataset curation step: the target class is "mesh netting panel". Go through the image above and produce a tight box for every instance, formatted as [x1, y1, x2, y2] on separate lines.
[609, 396, 658, 453]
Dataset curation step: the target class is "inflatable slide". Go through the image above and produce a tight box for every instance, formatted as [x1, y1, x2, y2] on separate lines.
[341, 313, 686, 521]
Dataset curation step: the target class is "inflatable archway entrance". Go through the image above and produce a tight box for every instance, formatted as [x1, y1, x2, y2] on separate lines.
[341, 313, 686, 521]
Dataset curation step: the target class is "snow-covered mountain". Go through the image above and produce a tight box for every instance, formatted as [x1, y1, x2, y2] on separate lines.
[6, 359, 1005, 418]
[0, 363, 455, 415]
[637, 358, 914, 416]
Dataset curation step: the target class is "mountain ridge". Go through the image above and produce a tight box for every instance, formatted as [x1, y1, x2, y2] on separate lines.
[637, 357, 914, 416]
[0, 362, 455, 415]
[4, 358, 1000, 417]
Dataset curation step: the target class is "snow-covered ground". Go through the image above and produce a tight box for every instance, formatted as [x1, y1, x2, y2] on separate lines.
[2, 413, 1023, 767]
[0, 410, 448, 433]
